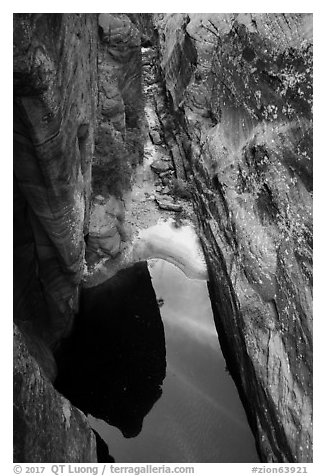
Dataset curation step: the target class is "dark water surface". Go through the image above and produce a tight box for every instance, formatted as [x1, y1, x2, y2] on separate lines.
[55, 262, 166, 441]
[89, 258, 259, 462]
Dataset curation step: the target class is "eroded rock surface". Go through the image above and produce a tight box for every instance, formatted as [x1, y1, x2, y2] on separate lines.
[152, 13, 313, 462]
[13, 13, 100, 462]
[13, 324, 97, 462]
[14, 13, 98, 347]
[88, 14, 146, 262]
[13, 12, 313, 464]
[87, 195, 127, 262]
[132, 221, 208, 280]
[93, 13, 144, 197]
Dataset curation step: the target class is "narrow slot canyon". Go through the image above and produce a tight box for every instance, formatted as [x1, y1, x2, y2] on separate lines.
[87, 246, 259, 463]
[13, 13, 313, 464]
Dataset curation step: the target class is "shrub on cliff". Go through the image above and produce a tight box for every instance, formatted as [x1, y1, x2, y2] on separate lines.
[93, 125, 132, 196]
[171, 177, 192, 200]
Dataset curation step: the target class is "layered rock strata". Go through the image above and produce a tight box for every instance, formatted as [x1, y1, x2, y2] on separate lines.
[88, 14, 144, 260]
[93, 13, 144, 196]
[13, 12, 313, 464]
[14, 13, 98, 349]
[13, 13, 100, 462]
[152, 13, 313, 463]
[14, 324, 97, 462]
[13, 14, 150, 461]
[87, 195, 126, 264]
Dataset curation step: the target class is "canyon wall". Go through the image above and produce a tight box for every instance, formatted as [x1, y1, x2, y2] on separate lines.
[152, 13, 313, 463]
[13, 13, 144, 462]
[13, 13, 144, 349]
[13, 13, 100, 461]
[14, 324, 98, 462]
[13, 13, 313, 463]
[88, 13, 144, 261]
[14, 13, 98, 354]
[93, 13, 144, 196]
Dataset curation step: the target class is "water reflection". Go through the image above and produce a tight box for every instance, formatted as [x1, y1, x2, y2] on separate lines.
[90, 258, 259, 462]
[55, 219, 259, 462]
[54, 262, 166, 438]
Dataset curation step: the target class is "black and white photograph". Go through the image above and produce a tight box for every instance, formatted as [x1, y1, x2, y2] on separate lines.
[12, 7, 313, 467]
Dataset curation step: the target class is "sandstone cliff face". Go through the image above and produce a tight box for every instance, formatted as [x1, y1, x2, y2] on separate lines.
[89, 13, 144, 260]
[13, 13, 146, 462]
[14, 14, 98, 349]
[153, 13, 313, 462]
[95, 13, 144, 189]
[13, 13, 99, 461]
[14, 324, 97, 462]
[13, 13, 313, 464]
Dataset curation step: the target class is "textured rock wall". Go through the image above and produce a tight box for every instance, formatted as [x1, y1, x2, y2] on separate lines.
[93, 13, 144, 196]
[153, 13, 312, 463]
[13, 13, 146, 461]
[13, 13, 99, 462]
[13, 12, 313, 464]
[89, 14, 144, 260]
[14, 324, 97, 462]
[14, 14, 98, 351]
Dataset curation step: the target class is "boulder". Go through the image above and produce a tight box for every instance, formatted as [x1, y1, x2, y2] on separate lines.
[161, 186, 171, 194]
[88, 196, 126, 258]
[155, 197, 183, 212]
[151, 158, 173, 173]
[149, 129, 162, 144]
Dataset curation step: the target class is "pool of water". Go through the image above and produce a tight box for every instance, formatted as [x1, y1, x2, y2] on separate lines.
[89, 222, 259, 462]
